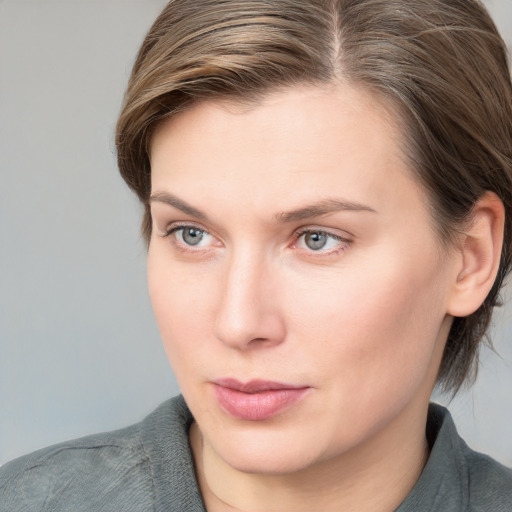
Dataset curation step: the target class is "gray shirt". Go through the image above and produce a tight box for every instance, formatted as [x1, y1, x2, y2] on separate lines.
[1, 395, 511, 511]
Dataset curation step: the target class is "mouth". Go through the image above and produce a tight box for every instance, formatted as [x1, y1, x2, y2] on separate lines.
[212, 378, 310, 421]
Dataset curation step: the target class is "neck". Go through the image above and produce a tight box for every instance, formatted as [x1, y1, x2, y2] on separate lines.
[189, 403, 430, 512]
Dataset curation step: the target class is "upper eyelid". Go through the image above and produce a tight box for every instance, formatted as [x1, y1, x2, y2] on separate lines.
[296, 228, 342, 237]
[294, 226, 353, 241]
[164, 221, 211, 235]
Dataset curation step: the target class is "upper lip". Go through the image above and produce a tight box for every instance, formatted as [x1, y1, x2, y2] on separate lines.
[214, 378, 308, 394]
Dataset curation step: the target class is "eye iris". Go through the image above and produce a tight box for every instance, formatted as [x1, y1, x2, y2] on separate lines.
[305, 231, 327, 250]
[182, 227, 204, 245]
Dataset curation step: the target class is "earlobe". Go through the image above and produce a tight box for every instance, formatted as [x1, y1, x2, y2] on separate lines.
[447, 192, 505, 318]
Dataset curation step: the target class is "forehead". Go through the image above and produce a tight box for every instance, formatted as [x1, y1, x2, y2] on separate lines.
[149, 84, 430, 224]
[151, 84, 401, 170]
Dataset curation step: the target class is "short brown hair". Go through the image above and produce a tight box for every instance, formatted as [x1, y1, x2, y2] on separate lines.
[116, 0, 512, 393]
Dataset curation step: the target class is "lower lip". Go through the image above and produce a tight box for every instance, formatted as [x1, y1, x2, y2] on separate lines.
[213, 384, 309, 421]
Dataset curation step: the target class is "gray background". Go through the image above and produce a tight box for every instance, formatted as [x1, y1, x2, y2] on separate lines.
[1, 0, 511, 467]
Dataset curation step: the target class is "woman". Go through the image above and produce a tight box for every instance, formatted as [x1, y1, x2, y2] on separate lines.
[1, 0, 511, 510]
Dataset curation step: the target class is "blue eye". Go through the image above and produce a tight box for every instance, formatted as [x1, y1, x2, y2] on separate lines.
[303, 231, 328, 250]
[296, 230, 348, 252]
[180, 227, 205, 246]
[166, 225, 214, 248]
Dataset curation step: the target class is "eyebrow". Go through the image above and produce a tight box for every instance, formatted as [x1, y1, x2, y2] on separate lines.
[274, 199, 376, 223]
[150, 192, 208, 220]
[149, 192, 376, 223]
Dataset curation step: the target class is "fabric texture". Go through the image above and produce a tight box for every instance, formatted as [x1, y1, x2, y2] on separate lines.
[1, 395, 511, 511]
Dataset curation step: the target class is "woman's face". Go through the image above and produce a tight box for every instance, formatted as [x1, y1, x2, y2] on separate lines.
[148, 84, 458, 474]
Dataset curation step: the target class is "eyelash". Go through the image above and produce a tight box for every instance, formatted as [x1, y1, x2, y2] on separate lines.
[161, 223, 352, 256]
[293, 228, 352, 256]
[162, 223, 215, 254]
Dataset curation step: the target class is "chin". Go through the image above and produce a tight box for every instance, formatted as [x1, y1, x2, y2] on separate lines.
[211, 428, 327, 476]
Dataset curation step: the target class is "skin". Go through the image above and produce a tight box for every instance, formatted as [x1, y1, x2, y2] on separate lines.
[147, 84, 500, 511]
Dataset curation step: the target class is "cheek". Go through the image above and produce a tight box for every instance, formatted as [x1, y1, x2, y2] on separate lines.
[285, 247, 449, 388]
[147, 249, 217, 372]
[279, 255, 448, 444]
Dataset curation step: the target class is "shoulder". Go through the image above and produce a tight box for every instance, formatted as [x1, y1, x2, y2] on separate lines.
[0, 418, 152, 512]
[398, 403, 511, 512]
[430, 403, 511, 511]
[0, 396, 191, 512]
[461, 442, 512, 511]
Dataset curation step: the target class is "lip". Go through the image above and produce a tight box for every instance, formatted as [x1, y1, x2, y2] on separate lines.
[212, 378, 310, 421]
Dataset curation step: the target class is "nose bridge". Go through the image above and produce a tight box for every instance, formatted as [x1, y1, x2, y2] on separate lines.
[213, 244, 284, 349]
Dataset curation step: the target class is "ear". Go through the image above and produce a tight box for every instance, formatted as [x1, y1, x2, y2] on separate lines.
[447, 192, 505, 317]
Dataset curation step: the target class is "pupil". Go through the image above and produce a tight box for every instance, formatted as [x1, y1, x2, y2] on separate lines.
[183, 228, 203, 245]
[306, 232, 327, 250]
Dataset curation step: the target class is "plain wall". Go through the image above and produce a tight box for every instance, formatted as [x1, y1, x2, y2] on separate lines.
[1, 0, 511, 466]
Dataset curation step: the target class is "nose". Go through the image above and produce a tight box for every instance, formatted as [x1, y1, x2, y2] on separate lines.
[213, 249, 286, 350]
